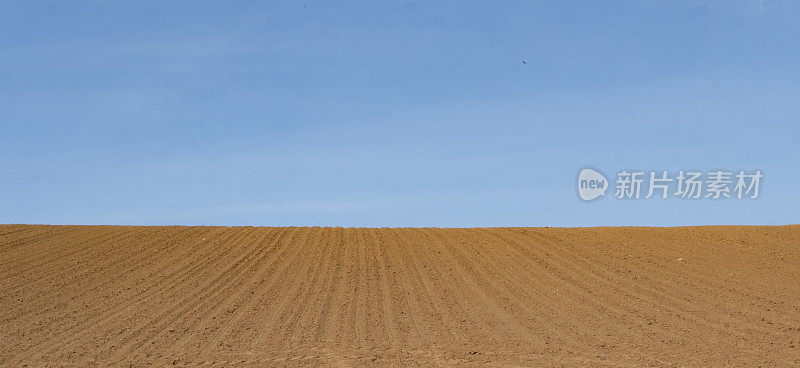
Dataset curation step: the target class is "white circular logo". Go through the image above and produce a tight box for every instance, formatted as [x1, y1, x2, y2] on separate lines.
[578, 168, 608, 201]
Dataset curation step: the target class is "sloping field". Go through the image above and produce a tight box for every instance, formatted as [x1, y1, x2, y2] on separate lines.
[1, 225, 799, 367]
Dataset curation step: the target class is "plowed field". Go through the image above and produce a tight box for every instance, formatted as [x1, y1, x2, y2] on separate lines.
[1, 225, 799, 366]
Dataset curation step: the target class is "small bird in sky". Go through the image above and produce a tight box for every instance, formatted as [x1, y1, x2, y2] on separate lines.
[522, 60, 526, 64]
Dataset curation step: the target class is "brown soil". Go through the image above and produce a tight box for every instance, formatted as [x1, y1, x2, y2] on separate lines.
[1, 225, 799, 367]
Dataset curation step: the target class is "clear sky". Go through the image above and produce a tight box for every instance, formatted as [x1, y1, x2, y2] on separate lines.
[2, 1, 799, 227]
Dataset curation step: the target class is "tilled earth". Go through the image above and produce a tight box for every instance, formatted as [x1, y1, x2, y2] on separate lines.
[1, 225, 799, 366]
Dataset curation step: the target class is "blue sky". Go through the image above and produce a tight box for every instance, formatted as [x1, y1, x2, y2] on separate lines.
[2, 1, 799, 226]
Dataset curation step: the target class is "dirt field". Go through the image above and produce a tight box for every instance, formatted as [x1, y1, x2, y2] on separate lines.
[1, 225, 799, 367]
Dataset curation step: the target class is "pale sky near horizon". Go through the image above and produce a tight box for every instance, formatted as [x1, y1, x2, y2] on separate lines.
[2, 1, 799, 226]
